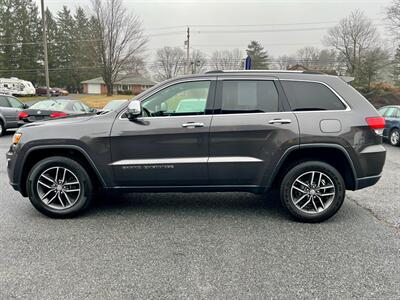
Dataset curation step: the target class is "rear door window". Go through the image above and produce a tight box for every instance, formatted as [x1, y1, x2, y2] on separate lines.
[220, 80, 279, 114]
[281, 80, 346, 111]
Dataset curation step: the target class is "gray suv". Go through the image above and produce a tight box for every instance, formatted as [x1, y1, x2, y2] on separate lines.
[6, 71, 386, 222]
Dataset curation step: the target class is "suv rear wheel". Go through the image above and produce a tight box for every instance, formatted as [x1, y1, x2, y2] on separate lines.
[389, 128, 400, 146]
[27, 156, 92, 218]
[280, 161, 345, 223]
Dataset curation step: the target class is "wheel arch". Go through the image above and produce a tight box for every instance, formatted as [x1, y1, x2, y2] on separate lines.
[19, 145, 106, 197]
[267, 144, 357, 191]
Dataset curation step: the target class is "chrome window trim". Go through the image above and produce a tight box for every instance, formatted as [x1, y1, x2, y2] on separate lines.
[280, 79, 351, 112]
[117, 77, 351, 120]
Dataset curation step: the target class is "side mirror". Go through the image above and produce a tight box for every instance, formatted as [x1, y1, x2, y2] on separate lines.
[127, 100, 142, 119]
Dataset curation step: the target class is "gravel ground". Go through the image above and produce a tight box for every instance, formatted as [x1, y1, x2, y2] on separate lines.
[348, 144, 400, 228]
[0, 131, 399, 299]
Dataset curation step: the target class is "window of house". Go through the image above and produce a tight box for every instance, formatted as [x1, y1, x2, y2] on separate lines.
[220, 80, 279, 114]
[281, 81, 346, 111]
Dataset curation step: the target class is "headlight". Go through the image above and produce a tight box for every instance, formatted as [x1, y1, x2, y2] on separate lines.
[12, 133, 22, 145]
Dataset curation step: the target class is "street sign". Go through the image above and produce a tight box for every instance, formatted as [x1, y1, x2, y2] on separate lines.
[245, 55, 252, 70]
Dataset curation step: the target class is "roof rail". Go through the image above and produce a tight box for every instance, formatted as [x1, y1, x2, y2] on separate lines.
[205, 69, 332, 75]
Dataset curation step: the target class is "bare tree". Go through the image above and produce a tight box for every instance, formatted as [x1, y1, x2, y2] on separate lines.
[296, 47, 320, 68]
[324, 10, 379, 77]
[210, 49, 243, 70]
[90, 0, 147, 96]
[318, 49, 338, 70]
[152, 46, 186, 81]
[276, 55, 297, 70]
[190, 49, 207, 74]
[387, 0, 400, 36]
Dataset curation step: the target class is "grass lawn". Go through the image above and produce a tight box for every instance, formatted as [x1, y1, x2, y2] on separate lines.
[19, 94, 132, 109]
[79, 95, 132, 109]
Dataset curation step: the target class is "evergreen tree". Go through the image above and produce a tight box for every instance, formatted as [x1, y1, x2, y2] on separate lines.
[71, 7, 99, 92]
[246, 41, 270, 70]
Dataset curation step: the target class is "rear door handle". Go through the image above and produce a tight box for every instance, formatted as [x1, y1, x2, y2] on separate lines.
[182, 122, 204, 128]
[268, 119, 292, 125]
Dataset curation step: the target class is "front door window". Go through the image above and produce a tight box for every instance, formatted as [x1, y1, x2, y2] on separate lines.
[141, 81, 211, 117]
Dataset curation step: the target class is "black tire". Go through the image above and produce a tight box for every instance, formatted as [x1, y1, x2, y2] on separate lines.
[0, 120, 5, 137]
[27, 156, 92, 218]
[389, 128, 400, 146]
[280, 161, 345, 223]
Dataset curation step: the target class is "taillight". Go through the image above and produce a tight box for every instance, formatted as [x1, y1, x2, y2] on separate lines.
[18, 112, 29, 119]
[50, 112, 68, 118]
[366, 117, 385, 135]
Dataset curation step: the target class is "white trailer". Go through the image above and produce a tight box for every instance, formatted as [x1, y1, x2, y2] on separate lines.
[0, 77, 36, 96]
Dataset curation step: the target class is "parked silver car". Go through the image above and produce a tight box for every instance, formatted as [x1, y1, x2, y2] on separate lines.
[0, 94, 28, 136]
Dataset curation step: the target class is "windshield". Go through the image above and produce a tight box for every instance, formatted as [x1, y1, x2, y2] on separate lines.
[30, 100, 69, 110]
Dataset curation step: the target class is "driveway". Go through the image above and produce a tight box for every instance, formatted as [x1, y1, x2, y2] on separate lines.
[0, 131, 399, 299]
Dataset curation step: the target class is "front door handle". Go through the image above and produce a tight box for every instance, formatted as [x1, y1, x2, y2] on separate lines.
[182, 122, 204, 128]
[268, 119, 292, 125]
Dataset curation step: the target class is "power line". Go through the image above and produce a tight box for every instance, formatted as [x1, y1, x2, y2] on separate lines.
[144, 18, 383, 30]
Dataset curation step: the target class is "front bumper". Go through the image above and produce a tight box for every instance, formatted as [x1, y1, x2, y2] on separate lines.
[6, 145, 20, 192]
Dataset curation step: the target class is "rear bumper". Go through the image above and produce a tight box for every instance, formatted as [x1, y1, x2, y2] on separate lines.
[355, 174, 382, 190]
[353, 144, 386, 190]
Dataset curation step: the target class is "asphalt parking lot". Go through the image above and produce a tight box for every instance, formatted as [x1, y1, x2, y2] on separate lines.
[0, 131, 399, 299]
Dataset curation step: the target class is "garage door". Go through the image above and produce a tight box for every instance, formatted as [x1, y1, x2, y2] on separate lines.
[88, 84, 101, 94]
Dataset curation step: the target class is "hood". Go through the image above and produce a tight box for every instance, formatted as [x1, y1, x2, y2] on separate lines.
[21, 113, 95, 129]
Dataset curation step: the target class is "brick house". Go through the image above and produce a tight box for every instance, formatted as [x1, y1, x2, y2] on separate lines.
[287, 64, 338, 75]
[81, 75, 156, 95]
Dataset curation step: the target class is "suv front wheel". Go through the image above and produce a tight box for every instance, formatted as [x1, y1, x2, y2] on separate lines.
[27, 156, 92, 218]
[280, 161, 345, 223]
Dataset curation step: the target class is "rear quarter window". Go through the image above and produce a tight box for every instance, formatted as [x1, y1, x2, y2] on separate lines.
[281, 80, 346, 111]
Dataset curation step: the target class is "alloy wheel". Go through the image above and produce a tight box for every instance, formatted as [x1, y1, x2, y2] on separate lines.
[290, 171, 336, 214]
[390, 130, 399, 146]
[36, 166, 81, 210]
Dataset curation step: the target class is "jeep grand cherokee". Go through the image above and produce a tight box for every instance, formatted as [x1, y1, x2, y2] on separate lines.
[6, 71, 386, 222]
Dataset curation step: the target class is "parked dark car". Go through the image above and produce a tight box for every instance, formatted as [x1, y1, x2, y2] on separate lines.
[7, 71, 386, 222]
[35, 87, 60, 97]
[18, 99, 93, 125]
[378, 105, 400, 146]
[0, 94, 28, 136]
[53, 88, 69, 96]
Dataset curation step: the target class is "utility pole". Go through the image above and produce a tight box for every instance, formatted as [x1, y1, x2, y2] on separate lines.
[185, 27, 190, 74]
[40, 0, 50, 97]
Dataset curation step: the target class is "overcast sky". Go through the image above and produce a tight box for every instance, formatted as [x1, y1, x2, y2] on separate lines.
[38, 0, 394, 62]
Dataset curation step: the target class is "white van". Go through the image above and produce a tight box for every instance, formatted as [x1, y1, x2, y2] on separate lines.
[0, 77, 36, 96]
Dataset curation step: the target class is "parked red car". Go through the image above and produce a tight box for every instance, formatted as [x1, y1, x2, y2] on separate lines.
[35, 87, 60, 96]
